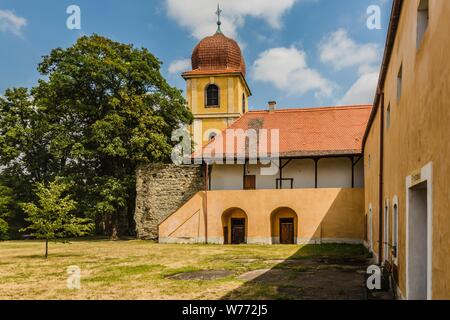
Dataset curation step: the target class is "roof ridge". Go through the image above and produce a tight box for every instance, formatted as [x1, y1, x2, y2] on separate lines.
[247, 105, 372, 114]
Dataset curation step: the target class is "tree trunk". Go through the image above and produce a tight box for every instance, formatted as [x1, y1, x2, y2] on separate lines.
[110, 213, 119, 241]
[45, 239, 48, 259]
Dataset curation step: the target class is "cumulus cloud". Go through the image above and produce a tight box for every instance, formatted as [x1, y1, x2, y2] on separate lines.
[0, 10, 27, 37]
[319, 29, 379, 71]
[253, 46, 334, 98]
[339, 72, 378, 105]
[168, 58, 191, 74]
[165, 0, 297, 39]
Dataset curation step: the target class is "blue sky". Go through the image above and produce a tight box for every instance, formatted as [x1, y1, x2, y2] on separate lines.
[0, 0, 391, 110]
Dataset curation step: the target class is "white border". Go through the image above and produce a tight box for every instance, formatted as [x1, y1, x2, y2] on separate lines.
[405, 162, 433, 300]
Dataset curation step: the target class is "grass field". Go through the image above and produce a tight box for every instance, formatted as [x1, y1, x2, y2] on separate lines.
[0, 240, 369, 300]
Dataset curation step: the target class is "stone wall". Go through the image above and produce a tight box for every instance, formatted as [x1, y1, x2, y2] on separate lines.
[135, 164, 205, 240]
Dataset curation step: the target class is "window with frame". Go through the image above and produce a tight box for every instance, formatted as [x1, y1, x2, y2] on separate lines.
[417, 0, 429, 49]
[393, 201, 399, 259]
[386, 103, 391, 129]
[205, 84, 220, 107]
[397, 64, 403, 102]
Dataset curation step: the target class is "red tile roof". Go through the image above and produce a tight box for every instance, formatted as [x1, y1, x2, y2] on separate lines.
[195, 105, 372, 160]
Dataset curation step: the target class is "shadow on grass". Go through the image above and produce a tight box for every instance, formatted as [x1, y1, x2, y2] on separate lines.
[15, 253, 85, 259]
[221, 244, 371, 300]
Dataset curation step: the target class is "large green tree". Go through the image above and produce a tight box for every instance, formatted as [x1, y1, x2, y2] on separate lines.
[0, 184, 13, 240]
[0, 35, 193, 238]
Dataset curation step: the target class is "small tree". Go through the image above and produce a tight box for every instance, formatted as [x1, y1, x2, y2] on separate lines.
[21, 178, 94, 258]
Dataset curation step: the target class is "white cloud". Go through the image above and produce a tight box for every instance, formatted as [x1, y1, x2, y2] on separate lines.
[0, 10, 27, 37]
[339, 72, 378, 105]
[252, 46, 334, 98]
[319, 29, 379, 71]
[168, 58, 191, 74]
[165, 0, 297, 39]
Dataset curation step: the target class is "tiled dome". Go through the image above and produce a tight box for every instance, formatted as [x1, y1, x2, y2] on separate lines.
[191, 32, 246, 76]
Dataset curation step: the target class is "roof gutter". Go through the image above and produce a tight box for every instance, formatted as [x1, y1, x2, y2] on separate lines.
[362, 0, 404, 148]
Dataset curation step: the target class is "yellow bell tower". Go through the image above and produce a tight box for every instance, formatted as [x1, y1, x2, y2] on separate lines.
[182, 5, 251, 150]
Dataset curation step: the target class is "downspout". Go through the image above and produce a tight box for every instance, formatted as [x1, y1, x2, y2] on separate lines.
[378, 93, 385, 265]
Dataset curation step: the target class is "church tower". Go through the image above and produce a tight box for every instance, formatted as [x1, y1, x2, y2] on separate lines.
[182, 5, 251, 150]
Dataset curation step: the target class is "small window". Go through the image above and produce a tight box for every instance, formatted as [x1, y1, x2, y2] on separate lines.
[386, 104, 391, 129]
[417, 0, 429, 48]
[205, 84, 220, 107]
[208, 132, 217, 141]
[242, 94, 246, 114]
[397, 64, 403, 102]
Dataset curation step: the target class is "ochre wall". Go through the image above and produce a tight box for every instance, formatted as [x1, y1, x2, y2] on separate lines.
[159, 189, 365, 245]
[364, 0, 450, 299]
[364, 109, 381, 262]
[186, 74, 250, 146]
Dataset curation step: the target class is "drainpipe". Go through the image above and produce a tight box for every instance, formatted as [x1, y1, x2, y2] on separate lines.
[378, 93, 385, 265]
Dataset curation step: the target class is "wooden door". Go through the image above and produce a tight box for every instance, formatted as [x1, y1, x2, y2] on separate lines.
[244, 175, 256, 190]
[231, 219, 246, 244]
[223, 227, 229, 245]
[280, 219, 294, 244]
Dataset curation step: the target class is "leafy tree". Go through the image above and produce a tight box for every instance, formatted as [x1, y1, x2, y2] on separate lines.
[0, 184, 13, 240]
[1, 34, 193, 238]
[20, 178, 94, 258]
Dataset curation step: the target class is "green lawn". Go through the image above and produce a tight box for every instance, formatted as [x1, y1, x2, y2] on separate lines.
[0, 240, 369, 300]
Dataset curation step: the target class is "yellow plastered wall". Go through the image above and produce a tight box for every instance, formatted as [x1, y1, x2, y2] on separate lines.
[186, 74, 250, 146]
[364, 0, 450, 299]
[159, 188, 365, 245]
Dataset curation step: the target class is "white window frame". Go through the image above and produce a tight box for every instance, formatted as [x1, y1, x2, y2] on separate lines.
[406, 162, 433, 300]
[417, 0, 429, 49]
[384, 199, 390, 264]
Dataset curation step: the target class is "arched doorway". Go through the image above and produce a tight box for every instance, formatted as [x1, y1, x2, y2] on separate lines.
[270, 208, 298, 244]
[222, 208, 248, 245]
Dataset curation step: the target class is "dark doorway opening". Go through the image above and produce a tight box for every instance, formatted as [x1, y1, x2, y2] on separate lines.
[280, 218, 294, 244]
[231, 219, 246, 244]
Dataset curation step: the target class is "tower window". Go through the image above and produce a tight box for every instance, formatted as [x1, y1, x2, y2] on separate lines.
[417, 0, 429, 49]
[205, 84, 220, 107]
[242, 94, 246, 114]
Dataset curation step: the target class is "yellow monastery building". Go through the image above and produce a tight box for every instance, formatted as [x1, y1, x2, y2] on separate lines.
[135, 0, 450, 300]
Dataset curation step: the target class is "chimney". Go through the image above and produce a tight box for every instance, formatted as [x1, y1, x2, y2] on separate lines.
[268, 101, 277, 112]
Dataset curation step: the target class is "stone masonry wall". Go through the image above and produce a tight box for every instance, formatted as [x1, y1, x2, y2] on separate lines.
[135, 164, 205, 240]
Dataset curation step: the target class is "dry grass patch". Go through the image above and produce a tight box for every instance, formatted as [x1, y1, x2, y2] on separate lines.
[0, 240, 369, 300]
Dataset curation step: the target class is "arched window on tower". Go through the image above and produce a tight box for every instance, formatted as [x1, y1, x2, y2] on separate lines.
[242, 93, 246, 114]
[205, 84, 220, 107]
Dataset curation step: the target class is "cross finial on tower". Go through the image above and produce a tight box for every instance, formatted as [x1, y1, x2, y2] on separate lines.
[216, 4, 222, 33]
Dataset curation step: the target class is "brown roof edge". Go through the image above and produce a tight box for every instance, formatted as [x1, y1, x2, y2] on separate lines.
[362, 0, 404, 148]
